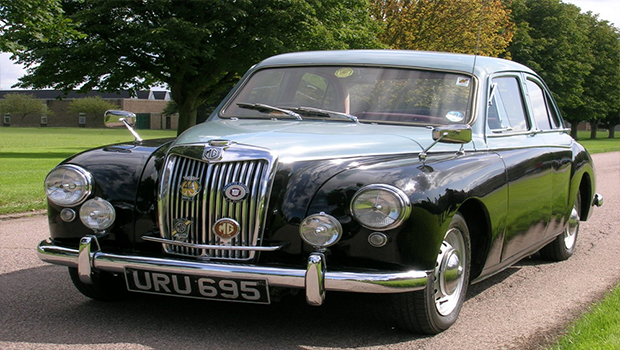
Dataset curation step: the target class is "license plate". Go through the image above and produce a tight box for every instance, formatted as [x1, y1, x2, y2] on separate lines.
[124, 268, 270, 304]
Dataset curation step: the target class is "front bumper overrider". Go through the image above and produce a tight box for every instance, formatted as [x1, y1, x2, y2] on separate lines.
[37, 235, 430, 306]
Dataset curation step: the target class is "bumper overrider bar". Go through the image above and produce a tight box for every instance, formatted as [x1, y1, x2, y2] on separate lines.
[37, 235, 430, 306]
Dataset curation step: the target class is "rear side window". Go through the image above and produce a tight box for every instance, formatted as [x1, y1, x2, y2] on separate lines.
[526, 79, 561, 130]
[488, 77, 529, 132]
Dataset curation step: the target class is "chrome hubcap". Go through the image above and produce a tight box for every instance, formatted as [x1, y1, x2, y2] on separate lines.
[564, 206, 579, 250]
[434, 228, 466, 316]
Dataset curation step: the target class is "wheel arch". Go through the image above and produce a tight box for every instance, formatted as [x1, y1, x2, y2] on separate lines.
[577, 172, 593, 220]
[457, 199, 491, 281]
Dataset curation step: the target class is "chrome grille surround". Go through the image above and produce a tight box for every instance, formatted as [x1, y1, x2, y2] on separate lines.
[157, 140, 277, 261]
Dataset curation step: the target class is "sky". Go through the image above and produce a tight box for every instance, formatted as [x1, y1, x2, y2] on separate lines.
[1, 0, 618, 90]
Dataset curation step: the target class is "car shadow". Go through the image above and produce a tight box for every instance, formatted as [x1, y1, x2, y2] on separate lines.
[0, 265, 426, 349]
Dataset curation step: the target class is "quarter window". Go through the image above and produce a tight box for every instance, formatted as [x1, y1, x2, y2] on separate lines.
[526, 80, 552, 130]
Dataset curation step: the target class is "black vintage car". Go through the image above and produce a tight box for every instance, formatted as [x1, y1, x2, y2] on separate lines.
[38, 50, 602, 334]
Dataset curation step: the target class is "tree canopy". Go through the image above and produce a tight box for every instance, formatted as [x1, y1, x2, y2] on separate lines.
[371, 0, 513, 56]
[67, 96, 119, 122]
[508, 0, 620, 139]
[0, 0, 81, 53]
[12, 0, 382, 134]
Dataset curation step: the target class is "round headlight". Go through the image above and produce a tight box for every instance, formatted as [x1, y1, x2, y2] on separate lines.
[299, 212, 342, 248]
[350, 184, 410, 230]
[79, 197, 116, 231]
[44, 165, 93, 206]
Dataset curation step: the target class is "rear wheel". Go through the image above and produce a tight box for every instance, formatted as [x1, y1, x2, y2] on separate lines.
[68, 267, 129, 301]
[392, 213, 471, 334]
[540, 191, 581, 261]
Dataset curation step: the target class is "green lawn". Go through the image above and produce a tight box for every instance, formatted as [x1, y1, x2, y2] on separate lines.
[0, 127, 175, 214]
[546, 284, 620, 350]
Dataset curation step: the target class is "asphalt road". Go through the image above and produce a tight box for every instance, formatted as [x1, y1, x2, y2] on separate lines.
[1, 152, 618, 350]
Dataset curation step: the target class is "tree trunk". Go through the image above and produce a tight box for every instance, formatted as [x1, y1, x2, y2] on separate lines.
[589, 121, 598, 139]
[570, 124, 578, 140]
[177, 102, 198, 136]
[609, 125, 617, 139]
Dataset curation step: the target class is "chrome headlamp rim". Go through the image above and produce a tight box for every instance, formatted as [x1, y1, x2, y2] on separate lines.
[44, 164, 94, 206]
[350, 184, 411, 231]
[79, 197, 116, 231]
[299, 212, 343, 248]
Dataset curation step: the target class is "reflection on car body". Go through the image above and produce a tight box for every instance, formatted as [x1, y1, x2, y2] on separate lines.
[38, 50, 602, 334]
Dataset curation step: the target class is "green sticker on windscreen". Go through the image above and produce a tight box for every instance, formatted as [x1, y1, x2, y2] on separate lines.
[335, 68, 354, 78]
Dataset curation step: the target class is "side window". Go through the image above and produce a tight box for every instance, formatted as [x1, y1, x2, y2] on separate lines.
[526, 79, 553, 130]
[488, 77, 529, 132]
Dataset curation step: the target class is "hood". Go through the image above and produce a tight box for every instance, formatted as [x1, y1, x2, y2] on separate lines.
[173, 119, 430, 162]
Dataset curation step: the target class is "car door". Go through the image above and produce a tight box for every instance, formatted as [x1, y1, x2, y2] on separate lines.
[485, 74, 554, 262]
[523, 76, 573, 239]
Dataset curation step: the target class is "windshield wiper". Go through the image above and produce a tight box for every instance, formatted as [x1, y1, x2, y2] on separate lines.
[291, 106, 359, 123]
[237, 102, 302, 120]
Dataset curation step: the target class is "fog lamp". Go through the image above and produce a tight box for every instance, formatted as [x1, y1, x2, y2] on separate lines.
[79, 197, 116, 231]
[299, 212, 342, 248]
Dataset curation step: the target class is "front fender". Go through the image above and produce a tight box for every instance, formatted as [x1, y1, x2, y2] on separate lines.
[306, 151, 506, 271]
[47, 139, 174, 248]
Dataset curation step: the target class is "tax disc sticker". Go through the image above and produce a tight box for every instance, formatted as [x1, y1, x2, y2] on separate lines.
[456, 77, 471, 87]
[335, 68, 354, 78]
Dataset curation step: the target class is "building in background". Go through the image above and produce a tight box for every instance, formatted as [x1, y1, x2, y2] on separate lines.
[0, 90, 177, 130]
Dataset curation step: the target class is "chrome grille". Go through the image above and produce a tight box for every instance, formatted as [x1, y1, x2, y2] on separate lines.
[158, 143, 276, 261]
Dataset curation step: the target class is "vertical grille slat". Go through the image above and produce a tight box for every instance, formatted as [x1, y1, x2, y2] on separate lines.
[159, 144, 274, 262]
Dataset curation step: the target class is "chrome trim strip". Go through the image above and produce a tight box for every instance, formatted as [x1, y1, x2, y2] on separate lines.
[37, 239, 429, 294]
[141, 235, 284, 251]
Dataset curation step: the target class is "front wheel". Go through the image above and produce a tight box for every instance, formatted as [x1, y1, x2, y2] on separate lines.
[391, 213, 471, 334]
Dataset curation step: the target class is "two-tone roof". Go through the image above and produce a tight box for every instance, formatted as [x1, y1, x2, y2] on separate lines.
[255, 50, 535, 77]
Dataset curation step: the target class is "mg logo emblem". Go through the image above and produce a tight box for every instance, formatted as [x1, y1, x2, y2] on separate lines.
[203, 147, 222, 161]
[213, 218, 240, 240]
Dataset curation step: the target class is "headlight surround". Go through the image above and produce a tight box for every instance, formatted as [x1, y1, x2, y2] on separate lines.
[350, 184, 411, 230]
[299, 212, 342, 248]
[79, 197, 116, 231]
[44, 165, 93, 206]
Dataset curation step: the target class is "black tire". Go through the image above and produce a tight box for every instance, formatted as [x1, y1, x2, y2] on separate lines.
[539, 191, 581, 261]
[391, 213, 471, 334]
[68, 267, 129, 301]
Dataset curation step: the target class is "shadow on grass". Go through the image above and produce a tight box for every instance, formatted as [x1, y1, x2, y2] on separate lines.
[0, 152, 78, 159]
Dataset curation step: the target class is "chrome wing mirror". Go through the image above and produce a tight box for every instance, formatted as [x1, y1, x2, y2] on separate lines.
[419, 125, 472, 162]
[104, 110, 142, 144]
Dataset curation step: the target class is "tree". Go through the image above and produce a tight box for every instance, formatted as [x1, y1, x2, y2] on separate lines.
[0, 93, 50, 126]
[0, 0, 81, 53]
[371, 0, 513, 57]
[67, 96, 119, 122]
[12, 0, 382, 134]
[508, 0, 593, 139]
[578, 14, 620, 139]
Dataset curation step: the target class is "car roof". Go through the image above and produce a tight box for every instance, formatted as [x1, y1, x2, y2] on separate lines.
[255, 50, 535, 77]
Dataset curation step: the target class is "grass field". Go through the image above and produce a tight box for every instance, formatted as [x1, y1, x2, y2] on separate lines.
[0, 127, 175, 214]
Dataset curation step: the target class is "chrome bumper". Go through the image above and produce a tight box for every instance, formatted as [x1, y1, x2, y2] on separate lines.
[37, 236, 429, 306]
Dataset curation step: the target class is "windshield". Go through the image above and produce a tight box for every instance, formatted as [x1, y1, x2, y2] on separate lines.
[221, 66, 474, 125]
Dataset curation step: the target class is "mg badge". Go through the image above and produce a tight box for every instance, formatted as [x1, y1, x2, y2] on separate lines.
[213, 218, 240, 240]
[223, 182, 249, 203]
[203, 147, 222, 161]
[172, 218, 192, 241]
[180, 176, 201, 201]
